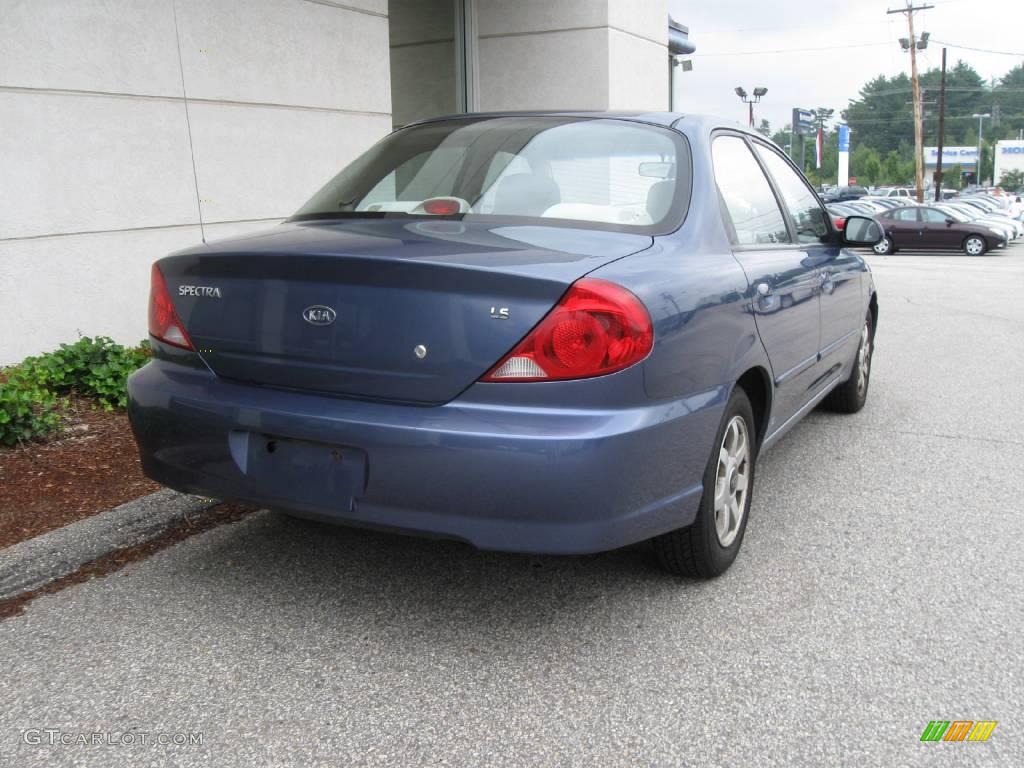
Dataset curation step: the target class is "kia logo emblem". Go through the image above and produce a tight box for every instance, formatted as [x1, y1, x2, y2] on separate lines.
[302, 305, 336, 326]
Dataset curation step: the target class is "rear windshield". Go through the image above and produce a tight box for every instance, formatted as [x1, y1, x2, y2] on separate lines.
[291, 116, 692, 235]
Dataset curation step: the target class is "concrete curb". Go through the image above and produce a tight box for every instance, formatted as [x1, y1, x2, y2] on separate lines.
[0, 489, 218, 600]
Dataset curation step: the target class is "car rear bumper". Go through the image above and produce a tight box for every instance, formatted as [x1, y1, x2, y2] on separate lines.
[127, 361, 722, 554]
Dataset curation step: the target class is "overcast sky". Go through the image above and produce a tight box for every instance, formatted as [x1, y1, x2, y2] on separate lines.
[669, 0, 1023, 133]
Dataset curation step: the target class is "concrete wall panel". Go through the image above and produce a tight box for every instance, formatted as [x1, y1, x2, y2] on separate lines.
[608, 0, 667, 46]
[175, 0, 391, 113]
[0, 91, 198, 239]
[476, 0, 608, 37]
[477, 29, 609, 111]
[187, 103, 391, 224]
[0, 0, 181, 96]
[608, 28, 668, 110]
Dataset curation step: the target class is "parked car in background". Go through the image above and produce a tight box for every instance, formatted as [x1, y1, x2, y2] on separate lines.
[858, 197, 902, 210]
[127, 112, 883, 579]
[933, 204, 1018, 242]
[821, 185, 869, 203]
[825, 203, 859, 229]
[944, 201, 1023, 239]
[876, 187, 914, 200]
[873, 205, 1007, 255]
[844, 199, 890, 216]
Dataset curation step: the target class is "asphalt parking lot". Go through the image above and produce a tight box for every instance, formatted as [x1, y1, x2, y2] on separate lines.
[1, 248, 1022, 767]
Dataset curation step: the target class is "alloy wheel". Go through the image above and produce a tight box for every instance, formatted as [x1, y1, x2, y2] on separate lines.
[872, 237, 891, 255]
[856, 320, 872, 397]
[964, 236, 985, 256]
[714, 415, 750, 547]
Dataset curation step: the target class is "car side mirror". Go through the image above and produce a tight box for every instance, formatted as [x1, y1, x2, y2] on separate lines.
[945, 217, 955, 226]
[842, 215, 882, 246]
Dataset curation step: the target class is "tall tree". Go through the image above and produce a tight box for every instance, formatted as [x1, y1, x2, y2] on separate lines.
[994, 64, 1024, 139]
[844, 62, 989, 155]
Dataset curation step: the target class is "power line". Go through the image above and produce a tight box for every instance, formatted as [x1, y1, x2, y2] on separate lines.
[930, 39, 1024, 56]
[698, 41, 892, 57]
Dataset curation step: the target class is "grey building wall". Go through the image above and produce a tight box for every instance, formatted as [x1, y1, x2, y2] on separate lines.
[389, 0, 457, 128]
[477, 0, 667, 112]
[0, 0, 392, 363]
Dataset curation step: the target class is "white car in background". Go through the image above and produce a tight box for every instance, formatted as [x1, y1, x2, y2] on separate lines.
[935, 204, 1020, 241]
[877, 187, 915, 200]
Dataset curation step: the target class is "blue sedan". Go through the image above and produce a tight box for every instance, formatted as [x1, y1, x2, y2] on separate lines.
[129, 112, 881, 577]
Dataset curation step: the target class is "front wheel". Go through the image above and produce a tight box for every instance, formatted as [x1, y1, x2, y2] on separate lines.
[654, 388, 756, 578]
[872, 236, 894, 255]
[963, 235, 987, 256]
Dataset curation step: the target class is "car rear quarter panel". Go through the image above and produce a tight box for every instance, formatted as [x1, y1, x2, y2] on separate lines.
[591, 122, 768, 408]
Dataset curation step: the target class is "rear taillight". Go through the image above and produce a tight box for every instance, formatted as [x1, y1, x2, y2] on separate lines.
[148, 263, 194, 350]
[833, 217, 846, 230]
[481, 278, 653, 382]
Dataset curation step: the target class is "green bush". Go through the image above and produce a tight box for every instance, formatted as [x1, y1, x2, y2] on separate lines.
[0, 382, 62, 446]
[9, 336, 150, 410]
[0, 336, 151, 444]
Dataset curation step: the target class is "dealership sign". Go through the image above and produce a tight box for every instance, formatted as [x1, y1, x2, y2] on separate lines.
[994, 140, 1024, 181]
[924, 146, 977, 169]
[838, 124, 850, 152]
[792, 108, 814, 135]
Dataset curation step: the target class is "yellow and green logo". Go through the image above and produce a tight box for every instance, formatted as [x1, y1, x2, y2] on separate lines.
[920, 721, 997, 742]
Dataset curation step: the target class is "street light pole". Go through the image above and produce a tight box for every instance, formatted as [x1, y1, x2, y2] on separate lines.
[973, 113, 990, 186]
[735, 86, 767, 130]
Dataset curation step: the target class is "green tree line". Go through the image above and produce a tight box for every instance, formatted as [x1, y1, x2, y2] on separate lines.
[767, 61, 1024, 188]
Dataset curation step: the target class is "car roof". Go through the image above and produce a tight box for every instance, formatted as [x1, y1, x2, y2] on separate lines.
[402, 110, 755, 135]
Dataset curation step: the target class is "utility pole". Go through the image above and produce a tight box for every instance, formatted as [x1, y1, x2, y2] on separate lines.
[934, 47, 947, 200]
[888, 1, 933, 202]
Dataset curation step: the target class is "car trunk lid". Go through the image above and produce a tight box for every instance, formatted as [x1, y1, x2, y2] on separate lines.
[158, 218, 652, 404]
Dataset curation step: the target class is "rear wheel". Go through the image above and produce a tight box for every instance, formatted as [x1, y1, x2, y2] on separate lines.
[822, 310, 873, 414]
[872, 236, 894, 255]
[654, 388, 755, 578]
[963, 235, 987, 256]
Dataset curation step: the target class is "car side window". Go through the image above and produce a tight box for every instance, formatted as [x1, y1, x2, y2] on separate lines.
[895, 208, 919, 222]
[712, 136, 790, 246]
[754, 144, 830, 244]
[921, 208, 947, 224]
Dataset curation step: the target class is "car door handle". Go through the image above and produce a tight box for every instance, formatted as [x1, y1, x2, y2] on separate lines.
[819, 270, 835, 294]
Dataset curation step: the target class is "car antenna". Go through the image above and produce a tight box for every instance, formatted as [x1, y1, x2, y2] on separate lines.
[171, 0, 206, 244]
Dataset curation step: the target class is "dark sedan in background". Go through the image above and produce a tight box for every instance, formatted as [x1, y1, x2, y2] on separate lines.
[820, 185, 869, 203]
[872, 205, 1007, 255]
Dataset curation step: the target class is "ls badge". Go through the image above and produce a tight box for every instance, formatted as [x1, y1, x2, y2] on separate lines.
[490, 306, 510, 320]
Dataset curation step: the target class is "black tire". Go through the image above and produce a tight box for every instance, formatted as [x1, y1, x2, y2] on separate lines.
[654, 388, 756, 578]
[962, 235, 987, 256]
[872, 236, 894, 255]
[822, 309, 873, 414]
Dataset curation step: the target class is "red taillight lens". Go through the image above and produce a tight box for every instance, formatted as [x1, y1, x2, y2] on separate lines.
[834, 216, 846, 230]
[481, 278, 653, 382]
[148, 263, 194, 350]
